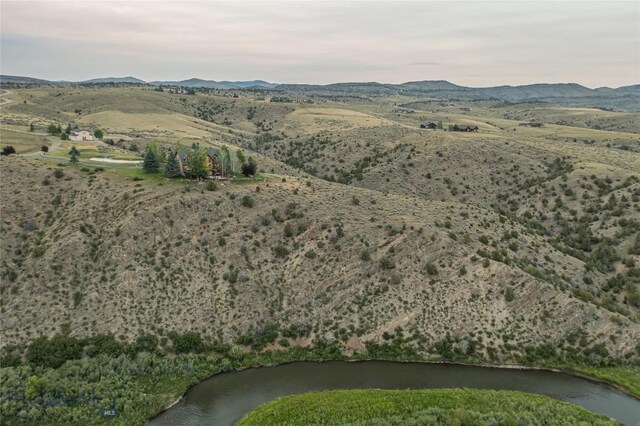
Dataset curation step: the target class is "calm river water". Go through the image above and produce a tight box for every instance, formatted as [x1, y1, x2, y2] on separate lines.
[147, 361, 640, 425]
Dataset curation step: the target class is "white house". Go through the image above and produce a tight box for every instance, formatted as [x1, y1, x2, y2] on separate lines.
[69, 129, 94, 141]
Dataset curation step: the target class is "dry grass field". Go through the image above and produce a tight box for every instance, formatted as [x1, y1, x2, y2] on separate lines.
[1, 85, 639, 364]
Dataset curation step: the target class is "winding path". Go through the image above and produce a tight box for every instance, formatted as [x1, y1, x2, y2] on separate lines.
[0, 90, 13, 106]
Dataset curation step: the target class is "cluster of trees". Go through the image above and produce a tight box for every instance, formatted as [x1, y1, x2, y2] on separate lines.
[1, 146, 16, 156]
[0, 322, 634, 426]
[46, 123, 103, 140]
[0, 337, 348, 425]
[270, 96, 292, 103]
[142, 142, 258, 179]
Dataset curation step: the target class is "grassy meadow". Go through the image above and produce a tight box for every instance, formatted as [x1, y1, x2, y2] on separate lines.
[237, 389, 621, 425]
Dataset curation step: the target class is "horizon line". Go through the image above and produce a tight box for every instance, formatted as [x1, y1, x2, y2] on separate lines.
[2, 74, 639, 90]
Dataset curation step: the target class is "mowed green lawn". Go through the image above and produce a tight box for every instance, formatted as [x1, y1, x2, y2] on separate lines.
[237, 389, 620, 426]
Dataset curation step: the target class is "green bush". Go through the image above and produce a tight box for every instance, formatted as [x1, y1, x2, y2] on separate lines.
[241, 195, 254, 207]
[425, 263, 438, 276]
[505, 287, 515, 302]
[380, 257, 395, 270]
[26, 335, 84, 368]
[170, 331, 204, 353]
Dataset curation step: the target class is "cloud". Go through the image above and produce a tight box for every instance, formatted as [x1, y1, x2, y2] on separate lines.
[1, 1, 638, 87]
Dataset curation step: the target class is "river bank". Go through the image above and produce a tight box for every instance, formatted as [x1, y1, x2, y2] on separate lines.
[146, 357, 640, 426]
[1, 345, 638, 426]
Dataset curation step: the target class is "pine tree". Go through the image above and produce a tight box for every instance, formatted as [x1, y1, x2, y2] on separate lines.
[164, 151, 181, 178]
[68, 146, 80, 163]
[242, 156, 257, 177]
[148, 141, 164, 163]
[143, 145, 160, 173]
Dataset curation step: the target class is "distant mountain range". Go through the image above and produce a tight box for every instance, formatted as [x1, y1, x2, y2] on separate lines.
[276, 80, 640, 111]
[1, 75, 638, 110]
[79, 76, 146, 84]
[149, 78, 278, 89]
[277, 80, 640, 99]
[0, 75, 277, 89]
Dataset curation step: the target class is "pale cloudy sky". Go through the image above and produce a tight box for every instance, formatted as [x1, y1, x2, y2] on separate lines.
[1, 0, 638, 87]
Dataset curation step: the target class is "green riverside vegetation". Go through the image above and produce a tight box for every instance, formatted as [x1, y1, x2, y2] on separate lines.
[0, 332, 638, 425]
[237, 389, 621, 426]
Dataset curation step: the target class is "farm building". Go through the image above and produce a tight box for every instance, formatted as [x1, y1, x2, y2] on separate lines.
[453, 124, 479, 132]
[69, 129, 94, 141]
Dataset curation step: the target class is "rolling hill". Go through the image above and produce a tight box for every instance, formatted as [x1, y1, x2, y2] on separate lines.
[0, 85, 638, 364]
[2, 75, 638, 110]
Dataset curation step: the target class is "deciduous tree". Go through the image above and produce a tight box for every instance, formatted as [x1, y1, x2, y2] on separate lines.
[187, 146, 208, 179]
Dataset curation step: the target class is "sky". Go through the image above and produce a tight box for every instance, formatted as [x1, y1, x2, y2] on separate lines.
[1, 0, 639, 87]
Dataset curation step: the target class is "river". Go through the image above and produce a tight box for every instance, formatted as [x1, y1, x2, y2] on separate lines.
[147, 361, 640, 425]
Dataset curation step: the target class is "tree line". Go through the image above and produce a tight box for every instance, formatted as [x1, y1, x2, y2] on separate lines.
[142, 142, 257, 179]
[45, 123, 103, 140]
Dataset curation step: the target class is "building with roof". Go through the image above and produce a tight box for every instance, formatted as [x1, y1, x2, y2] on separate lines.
[69, 129, 94, 141]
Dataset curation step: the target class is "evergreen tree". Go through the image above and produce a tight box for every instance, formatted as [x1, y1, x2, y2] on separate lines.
[29, 123, 34, 132]
[242, 156, 257, 177]
[143, 145, 160, 173]
[47, 123, 61, 135]
[148, 141, 164, 163]
[164, 150, 181, 178]
[1, 146, 16, 156]
[69, 146, 80, 163]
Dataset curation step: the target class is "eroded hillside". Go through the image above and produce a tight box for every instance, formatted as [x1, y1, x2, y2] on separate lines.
[1, 156, 638, 362]
[0, 86, 639, 365]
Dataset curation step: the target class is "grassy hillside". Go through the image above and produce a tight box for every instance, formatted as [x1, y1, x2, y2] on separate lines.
[237, 389, 620, 425]
[1, 155, 638, 364]
[0, 84, 639, 420]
